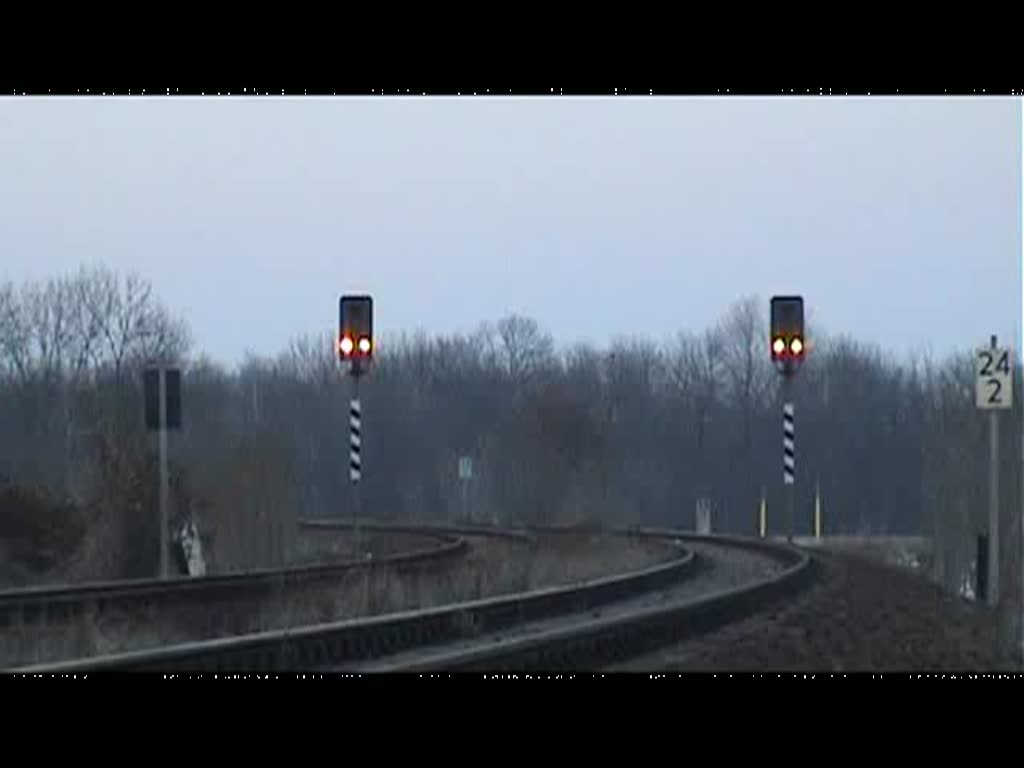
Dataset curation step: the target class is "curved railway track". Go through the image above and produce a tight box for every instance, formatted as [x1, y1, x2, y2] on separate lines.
[11, 525, 817, 673]
[0, 527, 468, 668]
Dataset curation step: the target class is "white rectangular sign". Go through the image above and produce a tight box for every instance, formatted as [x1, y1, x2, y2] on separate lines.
[975, 346, 1013, 410]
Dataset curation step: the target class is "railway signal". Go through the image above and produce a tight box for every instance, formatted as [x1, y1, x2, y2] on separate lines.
[770, 295, 806, 541]
[339, 295, 373, 549]
[770, 295, 805, 377]
[339, 295, 374, 376]
[339, 295, 373, 487]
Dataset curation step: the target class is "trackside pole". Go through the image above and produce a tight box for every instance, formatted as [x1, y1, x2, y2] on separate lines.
[814, 480, 822, 539]
[989, 393, 999, 607]
[350, 375, 362, 550]
[783, 392, 795, 541]
[159, 370, 169, 579]
[759, 487, 767, 538]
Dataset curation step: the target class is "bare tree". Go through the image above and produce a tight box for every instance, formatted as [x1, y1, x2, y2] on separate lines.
[495, 314, 555, 382]
[77, 266, 190, 377]
[679, 328, 724, 503]
[279, 331, 337, 390]
[0, 280, 32, 384]
[720, 296, 772, 523]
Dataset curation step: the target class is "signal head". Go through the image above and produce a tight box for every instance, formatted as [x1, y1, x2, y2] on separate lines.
[339, 295, 374, 365]
[770, 295, 806, 374]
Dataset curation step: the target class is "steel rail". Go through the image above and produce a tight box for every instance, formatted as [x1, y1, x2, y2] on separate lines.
[11, 532, 693, 672]
[12, 529, 814, 673]
[0, 531, 466, 631]
[298, 518, 535, 542]
[373, 533, 815, 671]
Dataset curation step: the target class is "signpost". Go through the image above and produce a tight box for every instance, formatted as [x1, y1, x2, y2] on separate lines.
[975, 336, 1012, 608]
[144, 365, 182, 579]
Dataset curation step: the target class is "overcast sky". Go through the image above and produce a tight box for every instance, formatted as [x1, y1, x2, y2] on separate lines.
[0, 96, 1020, 366]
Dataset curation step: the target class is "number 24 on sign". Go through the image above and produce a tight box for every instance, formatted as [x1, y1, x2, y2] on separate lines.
[975, 347, 1013, 409]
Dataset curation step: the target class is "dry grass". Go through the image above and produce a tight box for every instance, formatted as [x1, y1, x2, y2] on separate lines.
[793, 536, 934, 574]
[290, 530, 445, 563]
[0, 531, 675, 667]
[0, 486, 90, 587]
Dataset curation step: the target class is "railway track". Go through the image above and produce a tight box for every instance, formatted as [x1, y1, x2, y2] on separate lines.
[12, 526, 816, 673]
[0, 527, 468, 668]
[299, 518, 535, 542]
[351, 533, 797, 672]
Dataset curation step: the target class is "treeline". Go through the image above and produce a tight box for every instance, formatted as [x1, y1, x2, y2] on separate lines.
[0, 267, 1020, 615]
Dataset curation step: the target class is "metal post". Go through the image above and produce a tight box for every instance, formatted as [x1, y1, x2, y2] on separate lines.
[350, 374, 362, 552]
[158, 369, 169, 579]
[759, 487, 767, 538]
[988, 335, 1000, 607]
[1019, 358, 1024, 665]
[814, 479, 822, 539]
[977, 534, 989, 603]
[989, 407, 1000, 606]
[783, 379, 796, 541]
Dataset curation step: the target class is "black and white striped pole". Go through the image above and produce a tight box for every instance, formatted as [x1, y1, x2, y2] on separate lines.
[349, 388, 362, 485]
[782, 398, 796, 540]
[770, 295, 806, 543]
[349, 379, 363, 542]
[339, 295, 374, 548]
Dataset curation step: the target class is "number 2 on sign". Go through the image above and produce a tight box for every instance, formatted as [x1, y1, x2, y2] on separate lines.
[979, 351, 993, 376]
[987, 378, 1002, 404]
